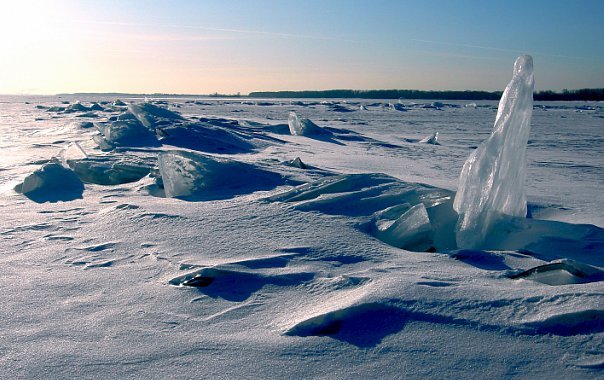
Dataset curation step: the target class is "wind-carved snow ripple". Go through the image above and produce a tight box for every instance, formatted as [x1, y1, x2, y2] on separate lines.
[1, 207, 92, 248]
[63, 242, 126, 269]
[284, 291, 604, 348]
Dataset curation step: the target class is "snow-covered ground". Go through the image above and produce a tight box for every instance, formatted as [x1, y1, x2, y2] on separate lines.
[1, 95, 602, 378]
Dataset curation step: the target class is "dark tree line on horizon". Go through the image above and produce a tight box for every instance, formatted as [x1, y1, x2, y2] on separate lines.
[63, 88, 604, 101]
[248, 88, 604, 101]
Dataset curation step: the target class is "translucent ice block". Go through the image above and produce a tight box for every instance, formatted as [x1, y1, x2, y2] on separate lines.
[454, 55, 534, 249]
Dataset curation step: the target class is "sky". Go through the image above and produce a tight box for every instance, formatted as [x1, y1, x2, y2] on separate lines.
[1, 0, 603, 95]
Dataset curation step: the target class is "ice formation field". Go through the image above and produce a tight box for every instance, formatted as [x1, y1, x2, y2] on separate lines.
[1, 86, 603, 377]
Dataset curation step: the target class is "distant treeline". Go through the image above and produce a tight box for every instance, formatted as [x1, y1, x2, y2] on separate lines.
[249, 88, 604, 101]
[62, 92, 243, 98]
[533, 88, 604, 101]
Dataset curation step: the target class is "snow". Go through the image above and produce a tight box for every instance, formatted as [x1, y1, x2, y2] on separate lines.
[15, 161, 84, 202]
[288, 111, 329, 136]
[454, 55, 535, 249]
[0, 87, 602, 379]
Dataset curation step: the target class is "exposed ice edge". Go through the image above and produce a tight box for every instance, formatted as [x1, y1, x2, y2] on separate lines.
[454, 55, 535, 249]
[157, 150, 285, 200]
[266, 172, 604, 264]
[288, 111, 329, 136]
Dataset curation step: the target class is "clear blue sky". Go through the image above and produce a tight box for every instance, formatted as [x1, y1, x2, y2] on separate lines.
[1, 0, 602, 94]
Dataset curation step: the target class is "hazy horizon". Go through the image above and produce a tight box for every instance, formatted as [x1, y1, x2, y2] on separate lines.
[2, 0, 603, 95]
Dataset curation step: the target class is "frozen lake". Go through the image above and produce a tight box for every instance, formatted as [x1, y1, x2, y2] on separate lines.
[1, 95, 602, 378]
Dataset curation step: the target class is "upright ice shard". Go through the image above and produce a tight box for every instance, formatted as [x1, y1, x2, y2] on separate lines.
[59, 142, 88, 166]
[453, 55, 534, 249]
[419, 132, 439, 145]
[287, 112, 326, 136]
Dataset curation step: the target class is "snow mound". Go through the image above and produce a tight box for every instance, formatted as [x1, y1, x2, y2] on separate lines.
[157, 150, 284, 200]
[15, 162, 84, 202]
[285, 157, 307, 169]
[520, 304, 604, 336]
[448, 249, 510, 271]
[328, 104, 354, 113]
[75, 121, 94, 129]
[90, 102, 104, 111]
[454, 55, 535, 249]
[285, 302, 408, 348]
[288, 112, 330, 136]
[64, 102, 90, 113]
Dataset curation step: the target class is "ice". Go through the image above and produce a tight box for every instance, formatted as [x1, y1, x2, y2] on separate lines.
[58, 142, 88, 166]
[286, 157, 307, 169]
[388, 103, 406, 111]
[157, 150, 283, 199]
[454, 55, 535, 249]
[158, 150, 220, 198]
[371, 203, 434, 251]
[3, 86, 604, 379]
[93, 118, 158, 150]
[66, 156, 153, 185]
[287, 112, 327, 136]
[509, 259, 603, 286]
[419, 132, 439, 145]
[128, 102, 183, 129]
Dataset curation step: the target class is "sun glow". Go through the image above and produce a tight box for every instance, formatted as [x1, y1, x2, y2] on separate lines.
[0, 1, 86, 94]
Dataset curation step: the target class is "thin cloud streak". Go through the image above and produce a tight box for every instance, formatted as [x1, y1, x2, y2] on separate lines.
[79, 20, 356, 43]
[410, 38, 579, 60]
